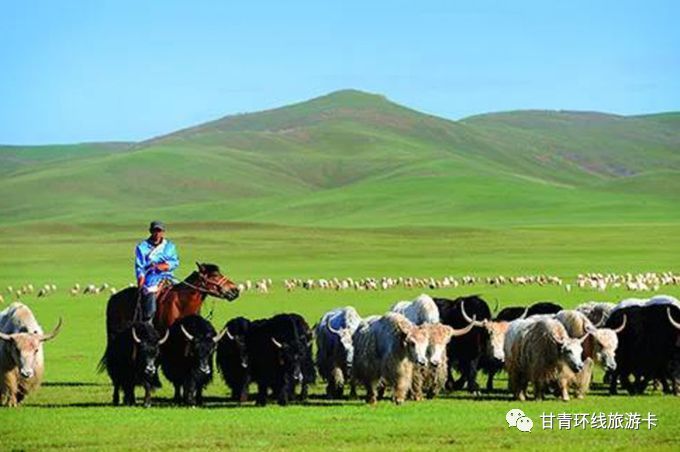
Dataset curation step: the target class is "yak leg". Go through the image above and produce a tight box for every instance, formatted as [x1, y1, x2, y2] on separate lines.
[463, 358, 481, 395]
[558, 378, 570, 401]
[486, 369, 496, 392]
[196, 386, 204, 406]
[620, 373, 636, 395]
[1, 372, 18, 407]
[143, 382, 152, 408]
[377, 381, 386, 400]
[173, 384, 182, 404]
[184, 381, 196, 406]
[364, 379, 378, 405]
[608, 371, 619, 395]
[328, 367, 343, 399]
[574, 359, 593, 399]
[112, 383, 121, 406]
[237, 383, 249, 403]
[445, 353, 459, 391]
[533, 380, 543, 400]
[123, 383, 135, 406]
[256, 382, 268, 406]
[393, 372, 411, 405]
[451, 372, 466, 391]
[349, 381, 358, 399]
[632, 374, 647, 395]
[410, 368, 424, 401]
[659, 377, 672, 394]
[276, 379, 289, 406]
[299, 381, 308, 401]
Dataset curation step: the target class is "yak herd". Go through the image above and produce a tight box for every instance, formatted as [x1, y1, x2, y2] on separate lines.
[1, 292, 680, 407]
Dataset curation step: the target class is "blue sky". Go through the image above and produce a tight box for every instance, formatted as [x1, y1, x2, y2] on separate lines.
[1, 0, 678, 144]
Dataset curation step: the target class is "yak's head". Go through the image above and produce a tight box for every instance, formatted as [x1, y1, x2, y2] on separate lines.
[461, 301, 510, 364]
[402, 325, 430, 366]
[131, 323, 168, 378]
[554, 330, 589, 373]
[426, 324, 454, 367]
[590, 315, 626, 372]
[180, 324, 228, 376]
[220, 325, 249, 370]
[325, 317, 355, 372]
[0, 318, 62, 379]
[271, 337, 304, 383]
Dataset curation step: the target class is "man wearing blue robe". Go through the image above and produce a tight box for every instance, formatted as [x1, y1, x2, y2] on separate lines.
[134, 220, 180, 323]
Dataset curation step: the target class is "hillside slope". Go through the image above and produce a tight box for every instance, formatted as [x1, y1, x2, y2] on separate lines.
[0, 90, 678, 227]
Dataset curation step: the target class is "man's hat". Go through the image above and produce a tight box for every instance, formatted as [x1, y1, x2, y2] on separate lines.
[149, 220, 166, 231]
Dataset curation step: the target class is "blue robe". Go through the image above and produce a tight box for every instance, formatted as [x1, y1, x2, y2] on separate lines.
[134, 238, 179, 293]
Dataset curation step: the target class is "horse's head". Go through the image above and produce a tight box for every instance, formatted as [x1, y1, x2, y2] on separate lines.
[195, 262, 240, 301]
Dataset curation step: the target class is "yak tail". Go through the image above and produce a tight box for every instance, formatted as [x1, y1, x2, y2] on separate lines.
[96, 353, 108, 374]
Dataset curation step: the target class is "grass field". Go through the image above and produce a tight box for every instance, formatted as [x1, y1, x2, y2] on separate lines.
[1, 222, 679, 451]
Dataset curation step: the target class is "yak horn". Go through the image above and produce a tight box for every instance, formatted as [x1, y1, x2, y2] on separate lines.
[271, 337, 283, 348]
[213, 326, 230, 343]
[593, 310, 607, 328]
[451, 318, 477, 337]
[225, 327, 234, 341]
[180, 325, 194, 341]
[131, 326, 142, 344]
[612, 314, 627, 334]
[667, 308, 680, 330]
[578, 332, 591, 344]
[158, 329, 170, 345]
[518, 307, 529, 320]
[585, 323, 597, 335]
[326, 317, 342, 335]
[552, 333, 564, 346]
[40, 317, 63, 342]
[461, 301, 484, 327]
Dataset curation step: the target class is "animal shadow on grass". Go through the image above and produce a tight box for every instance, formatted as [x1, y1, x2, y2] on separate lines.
[42, 381, 107, 387]
[28, 401, 112, 408]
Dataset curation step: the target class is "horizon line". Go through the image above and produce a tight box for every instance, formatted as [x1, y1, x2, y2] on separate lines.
[1, 88, 677, 147]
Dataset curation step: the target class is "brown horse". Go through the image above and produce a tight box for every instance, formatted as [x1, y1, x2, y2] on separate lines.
[106, 262, 239, 338]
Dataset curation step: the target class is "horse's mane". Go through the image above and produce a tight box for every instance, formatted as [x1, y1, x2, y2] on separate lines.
[200, 263, 221, 273]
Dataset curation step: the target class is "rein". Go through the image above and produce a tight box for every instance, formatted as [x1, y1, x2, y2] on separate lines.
[177, 274, 227, 299]
[177, 278, 220, 320]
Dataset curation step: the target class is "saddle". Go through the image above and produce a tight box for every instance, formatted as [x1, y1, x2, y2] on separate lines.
[155, 279, 174, 303]
[134, 279, 175, 323]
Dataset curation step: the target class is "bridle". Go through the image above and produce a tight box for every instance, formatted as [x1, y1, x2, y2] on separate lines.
[179, 272, 232, 298]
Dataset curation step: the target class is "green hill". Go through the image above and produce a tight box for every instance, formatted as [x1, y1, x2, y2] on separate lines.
[0, 90, 678, 227]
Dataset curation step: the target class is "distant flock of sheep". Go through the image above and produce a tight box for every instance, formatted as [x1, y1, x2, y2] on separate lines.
[2, 271, 678, 303]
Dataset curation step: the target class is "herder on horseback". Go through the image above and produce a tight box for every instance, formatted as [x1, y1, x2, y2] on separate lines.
[106, 222, 239, 340]
[135, 220, 179, 324]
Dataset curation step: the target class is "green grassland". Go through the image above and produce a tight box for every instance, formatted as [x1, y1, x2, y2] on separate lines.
[1, 223, 679, 450]
[0, 90, 679, 450]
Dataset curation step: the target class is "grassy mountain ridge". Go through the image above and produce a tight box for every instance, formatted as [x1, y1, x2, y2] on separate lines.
[0, 90, 678, 227]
